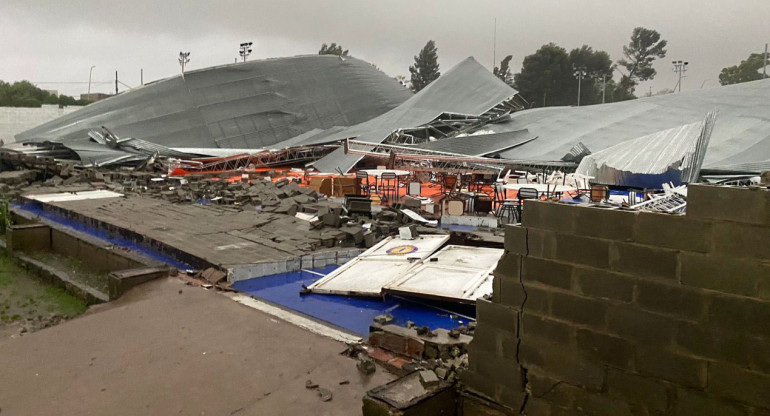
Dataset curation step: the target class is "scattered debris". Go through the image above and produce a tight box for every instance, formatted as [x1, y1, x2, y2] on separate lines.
[305, 380, 318, 389]
[317, 388, 333, 402]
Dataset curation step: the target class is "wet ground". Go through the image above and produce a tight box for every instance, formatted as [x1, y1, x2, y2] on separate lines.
[0, 252, 87, 341]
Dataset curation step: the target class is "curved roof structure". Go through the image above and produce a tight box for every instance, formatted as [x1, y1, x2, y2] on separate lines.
[15, 55, 413, 149]
[492, 78, 770, 173]
[302, 57, 519, 173]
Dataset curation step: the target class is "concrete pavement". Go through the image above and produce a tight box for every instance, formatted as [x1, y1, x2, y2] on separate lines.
[0, 277, 393, 415]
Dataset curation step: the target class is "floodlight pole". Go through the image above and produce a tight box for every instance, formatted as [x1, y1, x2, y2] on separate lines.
[179, 51, 191, 74]
[239, 42, 253, 62]
[672, 60, 689, 92]
[573, 68, 587, 107]
[88, 65, 95, 95]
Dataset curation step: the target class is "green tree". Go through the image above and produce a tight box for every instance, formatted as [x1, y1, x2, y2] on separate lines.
[514, 43, 621, 107]
[0, 80, 89, 108]
[616, 27, 668, 94]
[514, 43, 570, 106]
[719, 52, 767, 85]
[318, 43, 348, 56]
[409, 40, 440, 93]
[493, 55, 514, 86]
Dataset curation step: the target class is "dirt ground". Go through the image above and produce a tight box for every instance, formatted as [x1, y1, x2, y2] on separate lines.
[0, 276, 394, 415]
[0, 252, 87, 340]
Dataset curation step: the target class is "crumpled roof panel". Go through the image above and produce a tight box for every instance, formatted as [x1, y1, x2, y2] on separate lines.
[305, 57, 519, 173]
[16, 55, 413, 150]
[493, 78, 770, 173]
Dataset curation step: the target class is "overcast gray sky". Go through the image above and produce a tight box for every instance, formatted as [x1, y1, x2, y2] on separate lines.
[2, 0, 768, 99]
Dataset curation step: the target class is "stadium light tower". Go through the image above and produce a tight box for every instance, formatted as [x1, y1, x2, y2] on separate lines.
[573, 67, 587, 107]
[239, 42, 253, 62]
[179, 51, 191, 74]
[672, 60, 689, 92]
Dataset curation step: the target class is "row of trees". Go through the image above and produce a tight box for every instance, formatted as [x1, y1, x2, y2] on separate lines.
[0, 80, 90, 108]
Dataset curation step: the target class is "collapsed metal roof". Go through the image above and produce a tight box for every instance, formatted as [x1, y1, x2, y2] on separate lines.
[575, 112, 716, 188]
[490, 78, 770, 174]
[15, 55, 413, 149]
[302, 57, 520, 173]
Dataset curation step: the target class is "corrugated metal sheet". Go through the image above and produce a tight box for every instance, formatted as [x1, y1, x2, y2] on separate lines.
[575, 112, 716, 188]
[307, 57, 519, 173]
[412, 129, 535, 156]
[16, 55, 412, 150]
[493, 78, 770, 173]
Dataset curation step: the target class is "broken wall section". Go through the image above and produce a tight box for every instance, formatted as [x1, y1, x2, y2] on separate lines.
[462, 184, 770, 415]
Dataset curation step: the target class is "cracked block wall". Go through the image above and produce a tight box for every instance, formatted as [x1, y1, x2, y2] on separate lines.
[461, 184, 770, 415]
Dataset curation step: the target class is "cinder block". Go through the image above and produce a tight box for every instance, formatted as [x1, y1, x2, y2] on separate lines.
[680, 252, 770, 299]
[521, 311, 574, 346]
[606, 369, 669, 411]
[550, 291, 607, 329]
[521, 200, 578, 233]
[610, 242, 678, 280]
[526, 228, 557, 260]
[493, 252, 521, 280]
[687, 184, 770, 226]
[635, 211, 712, 253]
[470, 352, 525, 392]
[570, 390, 634, 416]
[504, 224, 527, 255]
[554, 233, 611, 269]
[522, 257, 573, 290]
[635, 346, 708, 388]
[712, 221, 770, 261]
[707, 293, 770, 334]
[521, 283, 551, 314]
[461, 369, 499, 403]
[576, 328, 634, 370]
[527, 371, 581, 409]
[675, 388, 749, 416]
[674, 321, 752, 368]
[606, 305, 676, 346]
[499, 277, 525, 308]
[573, 266, 633, 303]
[574, 206, 637, 242]
[635, 279, 705, 320]
[476, 299, 518, 334]
[519, 342, 605, 391]
[708, 361, 770, 409]
[468, 323, 498, 356]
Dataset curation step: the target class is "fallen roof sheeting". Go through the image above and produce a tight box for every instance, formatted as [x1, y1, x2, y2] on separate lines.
[15, 55, 412, 149]
[412, 129, 536, 157]
[576, 112, 716, 188]
[303, 57, 519, 173]
[492, 78, 770, 174]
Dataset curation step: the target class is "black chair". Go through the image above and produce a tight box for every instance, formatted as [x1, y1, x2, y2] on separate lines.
[379, 172, 398, 203]
[516, 187, 540, 221]
[356, 171, 370, 196]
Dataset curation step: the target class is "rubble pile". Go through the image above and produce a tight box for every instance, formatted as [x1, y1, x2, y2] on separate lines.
[364, 319, 474, 384]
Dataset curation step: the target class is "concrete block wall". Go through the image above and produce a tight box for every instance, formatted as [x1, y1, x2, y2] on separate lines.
[0, 105, 82, 142]
[462, 184, 770, 415]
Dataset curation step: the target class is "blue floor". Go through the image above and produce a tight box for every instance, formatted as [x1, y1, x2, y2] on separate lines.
[12, 201, 192, 270]
[232, 265, 474, 337]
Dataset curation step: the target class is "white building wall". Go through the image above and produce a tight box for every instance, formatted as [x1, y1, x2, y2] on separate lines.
[0, 105, 83, 143]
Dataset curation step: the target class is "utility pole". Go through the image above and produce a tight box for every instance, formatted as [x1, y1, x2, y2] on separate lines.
[764, 43, 768, 79]
[573, 67, 587, 106]
[179, 51, 191, 74]
[492, 18, 497, 70]
[602, 74, 606, 104]
[672, 60, 689, 92]
[88, 65, 95, 95]
[115, 71, 118, 95]
[239, 42, 253, 62]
